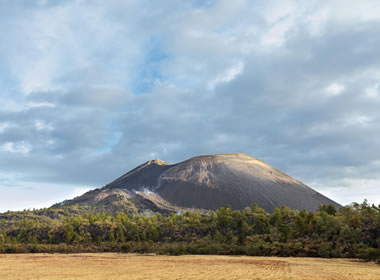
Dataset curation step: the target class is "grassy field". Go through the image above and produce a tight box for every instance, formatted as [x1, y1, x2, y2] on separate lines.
[0, 254, 379, 280]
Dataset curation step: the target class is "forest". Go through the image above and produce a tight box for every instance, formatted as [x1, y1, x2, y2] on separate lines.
[0, 201, 379, 263]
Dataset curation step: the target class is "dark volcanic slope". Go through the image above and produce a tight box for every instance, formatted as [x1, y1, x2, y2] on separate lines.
[106, 159, 171, 190]
[103, 153, 340, 212]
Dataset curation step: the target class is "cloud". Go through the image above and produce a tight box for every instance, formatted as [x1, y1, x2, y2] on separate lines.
[208, 61, 244, 90]
[0, 141, 32, 154]
[1, 0, 380, 211]
[325, 83, 345, 96]
[0, 178, 91, 212]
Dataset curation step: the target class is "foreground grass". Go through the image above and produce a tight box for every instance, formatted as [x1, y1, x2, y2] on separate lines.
[0, 254, 379, 280]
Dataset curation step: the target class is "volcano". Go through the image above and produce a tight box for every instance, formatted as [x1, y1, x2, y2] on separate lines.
[64, 153, 340, 213]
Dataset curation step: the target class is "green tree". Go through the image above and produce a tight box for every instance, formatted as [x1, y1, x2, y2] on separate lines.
[116, 225, 126, 243]
[63, 224, 75, 244]
[318, 204, 337, 216]
[109, 231, 116, 245]
[150, 225, 159, 241]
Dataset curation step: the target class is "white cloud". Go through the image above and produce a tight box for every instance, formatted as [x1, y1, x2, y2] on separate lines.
[262, 0, 295, 24]
[343, 115, 372, 127]
[325, 83, 345, 96]
[365, 82, 380, 98]
[3, 0, 146, 95]
[260, 18, 294, 48]
[330, 0, 380, 22]
[0, 122, 10, 133]
[208, 61, 244, 89]
[306, 8, 329, 37]
[27, 102, 56, 108]
[0, 182, 92, 212]
[314, 178, 380, 206]
[34, 120, 53, 131]
[0, 142, 32, 154]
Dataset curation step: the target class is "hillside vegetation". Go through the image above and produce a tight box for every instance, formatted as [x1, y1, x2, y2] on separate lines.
[0, 201, 379, 263]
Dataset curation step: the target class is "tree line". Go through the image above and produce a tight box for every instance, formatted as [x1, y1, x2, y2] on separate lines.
[0, 200, 379, 263]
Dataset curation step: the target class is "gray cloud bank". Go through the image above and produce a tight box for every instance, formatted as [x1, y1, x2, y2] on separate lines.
[1, 0, 380, 211]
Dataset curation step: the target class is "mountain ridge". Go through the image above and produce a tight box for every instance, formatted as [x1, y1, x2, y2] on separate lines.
[63, 153, 340, 213]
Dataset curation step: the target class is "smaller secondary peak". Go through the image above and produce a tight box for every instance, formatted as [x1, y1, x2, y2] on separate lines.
[145, 159, 170, 166]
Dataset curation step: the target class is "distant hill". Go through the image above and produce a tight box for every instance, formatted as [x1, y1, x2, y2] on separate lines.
[63, 153, 340, 213]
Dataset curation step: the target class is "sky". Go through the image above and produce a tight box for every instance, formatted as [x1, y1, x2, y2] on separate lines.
[1, 0, 380, 212]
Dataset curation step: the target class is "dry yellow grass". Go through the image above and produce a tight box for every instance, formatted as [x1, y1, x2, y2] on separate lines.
[0, 254, 379, 280]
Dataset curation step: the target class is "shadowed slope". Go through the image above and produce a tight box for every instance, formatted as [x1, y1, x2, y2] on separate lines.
[106, 160, 171, 191]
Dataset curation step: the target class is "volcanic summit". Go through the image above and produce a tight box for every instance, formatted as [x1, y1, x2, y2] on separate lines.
[64, 153, 340, 213]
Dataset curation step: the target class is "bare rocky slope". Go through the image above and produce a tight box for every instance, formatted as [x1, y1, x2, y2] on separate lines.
[64, 153, 340, 213]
